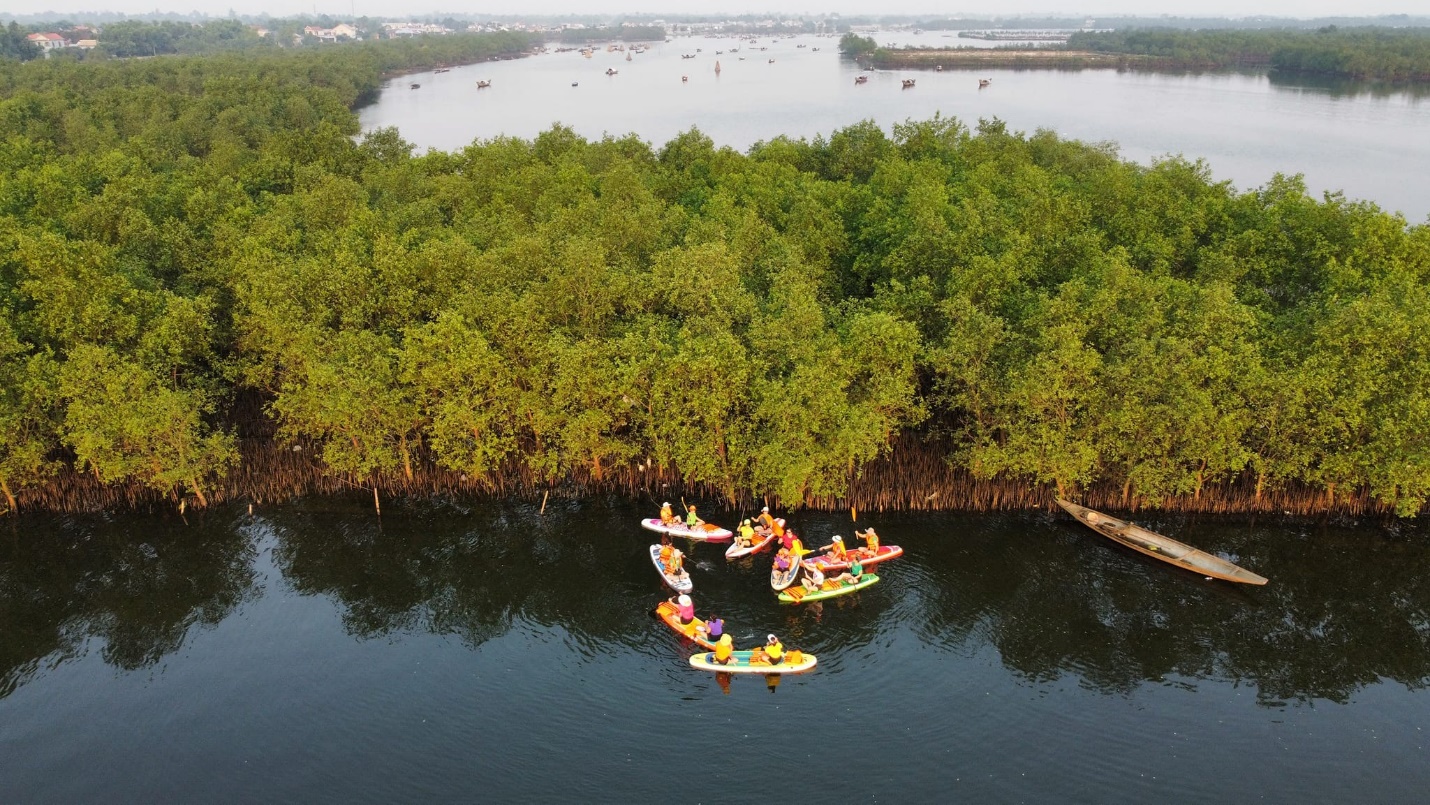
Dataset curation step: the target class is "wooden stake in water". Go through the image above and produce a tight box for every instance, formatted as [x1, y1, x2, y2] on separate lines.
[540, 490, 549, 515]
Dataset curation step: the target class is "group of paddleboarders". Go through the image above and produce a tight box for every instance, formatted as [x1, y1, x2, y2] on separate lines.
[649, 502, 897, 674]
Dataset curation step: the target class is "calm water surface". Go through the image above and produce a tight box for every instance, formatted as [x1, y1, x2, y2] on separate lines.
[2, 499, 1428, 802]
[358, 33, 1430, 222]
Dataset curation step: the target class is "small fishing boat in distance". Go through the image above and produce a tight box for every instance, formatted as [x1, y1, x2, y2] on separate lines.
[1056, 499, 1268, 585]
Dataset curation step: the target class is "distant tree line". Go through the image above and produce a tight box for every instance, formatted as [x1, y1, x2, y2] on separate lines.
[553, 25, 665, 44]
[1069, 27, 1430, 82]
[1, 34, 1428, 516]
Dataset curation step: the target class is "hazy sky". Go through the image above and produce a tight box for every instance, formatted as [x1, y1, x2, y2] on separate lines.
[4, 1, 1426, 20]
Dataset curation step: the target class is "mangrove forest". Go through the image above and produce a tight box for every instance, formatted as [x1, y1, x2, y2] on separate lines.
[2, 33, 1429, 517]
[845, 27, 1430, 83]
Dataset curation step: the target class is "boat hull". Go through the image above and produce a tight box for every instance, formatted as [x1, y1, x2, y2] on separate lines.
[1056, 499, 1268, 585]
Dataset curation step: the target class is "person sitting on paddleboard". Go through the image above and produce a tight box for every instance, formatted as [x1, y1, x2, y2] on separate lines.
[774, 519, 791, 549]
[761, 634, 785, 665]
[858, 527, 879, 555]
[660, 501, 677, 525]
[799, 560, 826, 591]
[667, 594, 695, 625]
[823, 535, 848, 562]
[710, 634, 735, 665]
[773, 547, 792, 572]
[698, 614, 723, 643]
[830, 557, 864, 586]
[669, 549, 685, 575]
[686, 504, 703, 531]
[737, 519, 756, 547]
[756, 506, 775, 533]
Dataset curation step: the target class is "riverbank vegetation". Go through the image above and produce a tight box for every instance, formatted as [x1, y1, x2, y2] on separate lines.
[1069, 28, 1430, 82]
[848, 27, 1430, 83]
[2, 36, 1429, 516]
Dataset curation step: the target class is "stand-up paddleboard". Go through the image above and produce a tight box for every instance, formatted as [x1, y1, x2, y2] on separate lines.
[726, 531, 776, 559]
[641, 519, 733, 541]
[778, 574, 879, 604]
[804, 544, 903, 573]
[770, 552, 803, 591]
[654, 601, 716, 650]
[650, 544, 693, 593]
[690, 649, 817, 675]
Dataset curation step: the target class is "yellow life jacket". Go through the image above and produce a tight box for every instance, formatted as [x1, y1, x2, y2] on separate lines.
[767, 641, 784, 662]
[715, 641, 733, 661]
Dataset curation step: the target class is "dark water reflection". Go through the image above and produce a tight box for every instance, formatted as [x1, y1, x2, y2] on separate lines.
[2, 500, 1428, 800]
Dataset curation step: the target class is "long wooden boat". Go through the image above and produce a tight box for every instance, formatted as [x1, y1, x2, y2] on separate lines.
[1056, 499, 1268, 585]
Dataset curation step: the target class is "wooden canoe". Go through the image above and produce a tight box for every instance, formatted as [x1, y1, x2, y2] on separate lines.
[1056, 499, 1268, 585]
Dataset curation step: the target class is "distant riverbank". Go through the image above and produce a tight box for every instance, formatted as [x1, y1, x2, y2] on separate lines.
[857, 49, 1173, 71]
[847, 28, 1430, 82]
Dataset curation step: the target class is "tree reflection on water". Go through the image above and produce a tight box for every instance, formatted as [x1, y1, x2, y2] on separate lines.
[2, 502, 1427, 706]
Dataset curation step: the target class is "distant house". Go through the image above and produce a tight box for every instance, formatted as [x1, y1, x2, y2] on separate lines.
[74, 39, 98, 50]
[26, 33, 68, 53]
[302, 24, 358, 42]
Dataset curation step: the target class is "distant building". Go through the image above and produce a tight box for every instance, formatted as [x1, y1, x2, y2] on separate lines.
[26, 33, 67, 53]
[74, 39, 98, 49]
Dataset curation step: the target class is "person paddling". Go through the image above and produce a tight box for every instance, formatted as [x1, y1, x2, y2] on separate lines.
[857, 527, 880, 555]
[686, 504, 704, 531]
[737, 519, 756, 547]
[821, 535, 848, 562]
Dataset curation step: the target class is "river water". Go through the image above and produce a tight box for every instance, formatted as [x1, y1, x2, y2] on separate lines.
[2, 499, 1428, 801]
[358, 32, 1430, 222]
